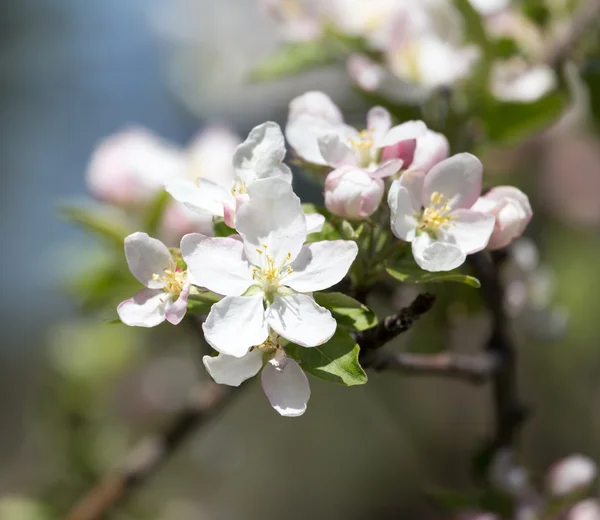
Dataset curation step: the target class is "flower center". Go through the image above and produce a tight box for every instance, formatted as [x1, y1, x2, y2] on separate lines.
[392, 41, 422, 83]
[231, 176, 250, 196]
[348, 129, 375, 167]
[252, 244, 293, 294]
[152, 259, 186, 296]
[419, 192, 455, 231]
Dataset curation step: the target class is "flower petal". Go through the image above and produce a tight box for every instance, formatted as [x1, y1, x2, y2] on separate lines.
[203, 295, 269, 357]
[187, 126, 240, 188]
[165, 177, 232, 217]
[117, 288, 166, 327]
[286, 241, 358, 292]
[236, 178, 307, 265]
[410, 130, 449, 174]
[445, 209, 495, 254]
[423, 153, 483, 210]
[124, 232, 172, 289]
[288, 90, 344, 125]
[261, 356, 310, 417]
[180, 233, 253, 296]
[388, 183, 418, 241]
[164, 282, 190, 325]
[233, 122, 292, 183]
[317, 134, 357, 167]
[305, 213, 325, 234]
[367, 106, 391, 144]
[369, 159, 403, 178]
[203, 349, 263, 387]
[380, 120, 427, 147]
[412, 232, 466, 272]
[267, 293, 336, 347]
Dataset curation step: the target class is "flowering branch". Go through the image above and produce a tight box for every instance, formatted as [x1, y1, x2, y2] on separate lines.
[65, 382, 235, 520]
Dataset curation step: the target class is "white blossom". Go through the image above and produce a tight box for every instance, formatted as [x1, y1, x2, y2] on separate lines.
[388, 153, 495, 271]
[547, 455, 597, 497]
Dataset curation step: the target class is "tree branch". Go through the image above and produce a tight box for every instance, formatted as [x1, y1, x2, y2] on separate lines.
[65, 382, 235, 520]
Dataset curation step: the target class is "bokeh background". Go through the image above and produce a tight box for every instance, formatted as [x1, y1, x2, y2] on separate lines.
[1, 1, 600, 519]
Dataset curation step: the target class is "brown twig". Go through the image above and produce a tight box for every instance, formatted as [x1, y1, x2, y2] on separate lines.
[65, 382, 235, 520]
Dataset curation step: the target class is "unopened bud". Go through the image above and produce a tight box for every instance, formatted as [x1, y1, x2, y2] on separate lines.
[547, 455, 597, 497]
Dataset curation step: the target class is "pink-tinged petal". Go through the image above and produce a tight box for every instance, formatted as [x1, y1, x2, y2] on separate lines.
[236, 178, 307, 265]
[223, 203, 236, 229]
[124, 232, 172, 289]
[567, 499, 600, 520]
[388, 183, 418, 241]
[398, 170, 426, 210]
[324, 166, 384, 219]
[445, 209, 495, 254]
[317, 134, 358, 167]
[203, 349, 263, 387]
[86, 127, 185, 206]
[233, 122, 292, 183]
[164, 283, 190, 325]
[381, 138, 417, 165]
[347, 54, 385, 92]
[288, 90, 344, 125]
[367, 106, 391, 144]
[186, 126, 240, 188]
[165, 178, 233, 217]
[410, 130, 449, 174]
[267, 293, 336, 347]
[547, 455, 597, 497]
[412, 232, 466, 272]
[286, 241, 358, 293]
[369, 159, 403, 178]
[261, 356, 310, 417]
[305, 213, 325, 234]
[423, 153, 483, 210]
[160, 202, 213, 245]
[117, 288, 166, 327]
[180, 233, 253, 296]
[203, 295, 269, 357]
[380, 120, 427, 147]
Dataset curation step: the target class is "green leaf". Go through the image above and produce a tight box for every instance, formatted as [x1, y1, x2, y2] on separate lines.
[313, 292, 377, 331]
[301, 203, 342, 242]
[582, 58, 600, 131]
[285, 327, 367, 386]
[59, 204, 132, 248]
[482, 91, 567, 145]
[187, 289, 221, 314]
[453, 0, 491, 54]
[213, 220, 236, 237]
[142, 190, 171, 235]
[386, 267, 481, 288]
[248, 42, 336, 82]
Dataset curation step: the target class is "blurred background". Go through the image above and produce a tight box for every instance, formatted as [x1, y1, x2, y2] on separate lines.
[1, 0, 600, 519]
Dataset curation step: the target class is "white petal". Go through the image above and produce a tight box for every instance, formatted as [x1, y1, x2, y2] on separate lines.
[445, 209, 495, 254]
[305, 213, 325, 234]
[412, 232, 466, 272]
[317, 134, 358, 167]
[236, 178, 307, 265]
[288, 90, 344, 125]
[388, 183, 418, 241]
[164, 283, 190, 325]
[117, 288, 166, 327]
[261, 357, 310, 417]
[203, 295, 269, 357]
[165, 177, 232, 217]
[286, 241, 358, 292]
[233, 122, 292, 183]
[124, 232, 171, 289]
[398, 170, 426, 211]
[180, 234, 253, 296]
[203, 349, 263, 387]
[410, 130, 449, 174]
[267, 293, 336, 347]
[380, 120, 427, 147]
[186, 126, 240, 187]
[423, 153, 483, 210]
[367, 106, 391, 144]
[369, 159, 403, 178]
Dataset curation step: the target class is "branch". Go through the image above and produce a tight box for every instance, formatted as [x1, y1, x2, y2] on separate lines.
[544, 0, 600, 69]
[65, 382, 235, 520]
[469, 252, 527, 450]
[367, 350, 499, 384]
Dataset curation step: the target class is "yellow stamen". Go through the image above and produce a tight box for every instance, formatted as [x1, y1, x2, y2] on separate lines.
[419, 192, 455, 231]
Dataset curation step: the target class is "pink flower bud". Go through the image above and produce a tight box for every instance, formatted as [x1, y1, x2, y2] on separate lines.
[568, 500, 600, 520]
[472, 186, 532, 250]
[547, 455, 597, 497]
[324, 166, 384, 220]
[381, 129, 449, 174]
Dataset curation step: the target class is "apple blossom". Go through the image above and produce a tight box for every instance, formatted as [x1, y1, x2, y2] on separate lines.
[118, 233, 190, 327]
[388, 153, 495, 272]
[166, 121, 292, 227]
[181, 178, 358, 356]
[547, 455, 597, 497]
[472, 186, 532, 250]
[286, 90, 425, 174]
[491, 59, 557, 103]
[324, 166, 385, 220]
[381, 128, 449, 175]
[568, 500, 600, 520]
[203, 332, 310, 417]
[259, 0, 321, 42]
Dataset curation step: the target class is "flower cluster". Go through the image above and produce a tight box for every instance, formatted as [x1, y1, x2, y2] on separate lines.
[114, 92, 532, 415]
